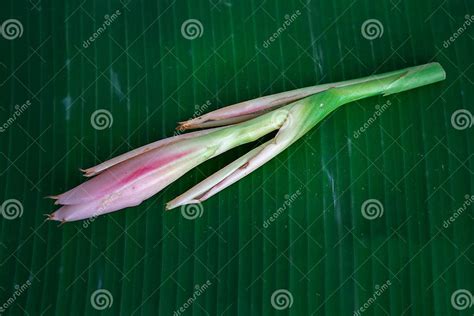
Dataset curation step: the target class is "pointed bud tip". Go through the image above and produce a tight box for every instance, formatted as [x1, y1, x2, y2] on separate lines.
[44, 213, 60, 222]
[80, 168, 95, 177]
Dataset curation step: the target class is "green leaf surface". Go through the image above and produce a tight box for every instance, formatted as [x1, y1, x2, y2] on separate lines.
[0, 0, 473, 315]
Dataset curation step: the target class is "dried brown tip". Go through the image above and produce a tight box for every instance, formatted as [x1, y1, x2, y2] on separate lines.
[46, 213, 66, 226]
[43, 213, 56, 222]
[175, 122, 190, 131]
[44, 213, 66, 226]
[80, 168, 95, 177]
[45, 195, 60, 200]
[176, 117, 207, 131]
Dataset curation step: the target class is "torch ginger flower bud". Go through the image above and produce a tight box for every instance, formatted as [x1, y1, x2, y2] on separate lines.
[48, 63, 445, 222]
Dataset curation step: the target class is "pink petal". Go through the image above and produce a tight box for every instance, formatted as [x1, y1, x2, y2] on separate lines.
[55, 144, 199, 205]
[82, 126, 225, 177]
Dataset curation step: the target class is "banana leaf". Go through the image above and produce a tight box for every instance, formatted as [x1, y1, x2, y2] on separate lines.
[0, 0, 472, 315]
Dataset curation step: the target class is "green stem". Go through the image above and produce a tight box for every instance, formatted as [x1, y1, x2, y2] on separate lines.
[195, 63, 446, 157]
[333, 62, 446, 104]
[299, 62, 446, 131]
